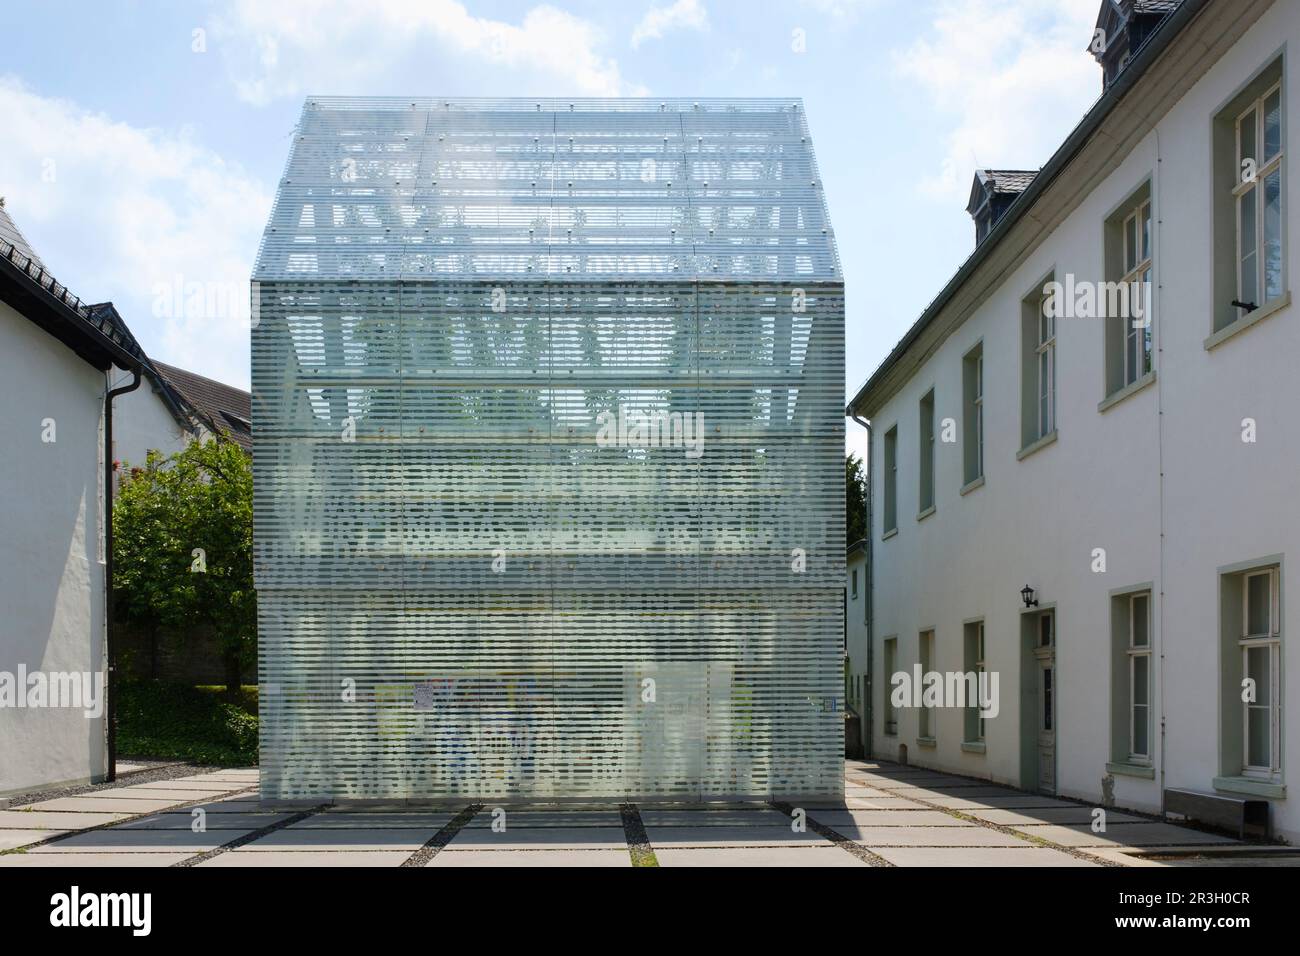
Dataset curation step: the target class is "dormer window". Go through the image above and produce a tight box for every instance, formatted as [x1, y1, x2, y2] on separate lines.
[966, 170, 1036, 246]
[1091, 1, 1183, 91]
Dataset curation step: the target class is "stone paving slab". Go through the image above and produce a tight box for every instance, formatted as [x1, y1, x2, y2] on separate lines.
[851, 826, 1028, 847]
[921, 794, 1077, 810]
[655, 846, 867, 867]
[0, 829, 66, 851]
[26, 796, 190, 814]
[855, 775, 988, 790]
[640, 809, 791, 827]
[870, 846, 1100, 867]
[446, 827, 627, 849]
[128, 779, 246, 790]
[0, 810, 132, 829]
[809, 809, 972, 827]
[0, 852, 195, 867]
[202, 850, 412, 867]
[463, 811, 621, 829]
[28, 828, 256, 853]
[242, 828, 435, 851]
[104, 787, 238, 800]
[645, 826, 831, 848]
[189, 799, 268, 813]
[842, 797, 931, 809]
[1011, 823, 1239, 848]
[431, 849, 632, 867]
[289, 813, 454, 829]
[114, 812, 295, 830]
[968, 807, 1145, 826]
[885, 786, 1026, 799]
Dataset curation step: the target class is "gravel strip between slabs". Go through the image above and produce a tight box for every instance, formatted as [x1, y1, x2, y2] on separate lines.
[173, 805, 331, 867]
[2, 762, 237, 809]
[401, 804, 483, 867]
[769, 801, 893, 866]
[620, 803, 658, 867]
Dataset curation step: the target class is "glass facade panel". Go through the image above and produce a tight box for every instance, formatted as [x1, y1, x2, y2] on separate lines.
[252, 98, 845, 801]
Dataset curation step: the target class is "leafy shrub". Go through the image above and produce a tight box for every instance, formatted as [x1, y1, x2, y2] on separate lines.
[117, 680, 258, 766]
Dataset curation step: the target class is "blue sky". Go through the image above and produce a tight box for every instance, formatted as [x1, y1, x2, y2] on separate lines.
[0, 0, 1106, 458]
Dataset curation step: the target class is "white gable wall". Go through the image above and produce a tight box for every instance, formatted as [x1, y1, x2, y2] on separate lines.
[0, 299, 108, 795]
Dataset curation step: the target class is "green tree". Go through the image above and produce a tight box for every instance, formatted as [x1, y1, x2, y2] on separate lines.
[846, 453, 867, 545]
[114, 438, 255, 698]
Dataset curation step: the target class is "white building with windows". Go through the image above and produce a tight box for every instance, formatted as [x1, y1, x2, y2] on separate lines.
[848, 0, 1300, 842]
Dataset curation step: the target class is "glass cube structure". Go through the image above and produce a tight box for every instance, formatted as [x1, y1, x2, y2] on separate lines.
[252, 97, 844, 801]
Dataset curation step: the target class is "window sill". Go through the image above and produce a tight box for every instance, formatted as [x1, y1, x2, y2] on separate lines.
[1106, 761, 1155, 780]
[960, 475, 985, 496]
[916, 505, 936, 523]
[1098, 370, 1156, 414]
[1212, 776, 1286, 799]
[960, 741, 986, 755]
[1016, 429, 1057, 461]
[882, 527, 898, 542]
[1205, 291, 1291, 351]
[916, 735, 937, 749]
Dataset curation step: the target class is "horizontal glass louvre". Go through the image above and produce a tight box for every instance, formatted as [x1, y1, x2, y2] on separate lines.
[253, 98, 844, 802]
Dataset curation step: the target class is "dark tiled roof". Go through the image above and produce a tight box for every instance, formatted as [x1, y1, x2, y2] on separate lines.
[980, 169, 1038, 195]
[1095, 0, 1183, 33]
[151, 360, 252, 451]
[1135, 1, 1182, 15]
[0, 205, 143, 369]
[0, 202, 44, 271]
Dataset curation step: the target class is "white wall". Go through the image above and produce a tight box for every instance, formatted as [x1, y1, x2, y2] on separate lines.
[111, 373, 191, 473]
[867, 3, 1300, 842]
[0, 300, 108, 795]
[846, 548, 869, 747]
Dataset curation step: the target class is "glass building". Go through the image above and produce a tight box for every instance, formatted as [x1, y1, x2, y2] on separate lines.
[252, 97, 844, 802]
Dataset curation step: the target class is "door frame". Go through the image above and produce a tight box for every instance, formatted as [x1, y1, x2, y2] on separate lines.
[1019, 603, 1057, 793]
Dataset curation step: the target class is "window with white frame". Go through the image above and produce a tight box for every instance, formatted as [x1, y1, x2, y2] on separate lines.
[919, 630, 934, 739]
[1036, 298, 1055, 440]
[962, 343, 983, 485]
[919, 390, 935, 514]
[1235, 82, 1284, 314]
[1121, 200, 1153, 387]
[1241, 568, 1281, 777]
[976, 623, 987, 740]
[1127, 593, 1151, 762]
[883, 637, 898, 736]
[964, 620, 985, 743]
[882, 426, 898, 534]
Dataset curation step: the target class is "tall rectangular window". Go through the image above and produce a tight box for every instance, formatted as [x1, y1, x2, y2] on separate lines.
[963, 620, 985, 743]
[1021, 279, 1056, 451]
[962, 343, 983, 486]
[1036, 303, 1055, 439]
[918, 390, 935, 514]
[1122, 201, 1153, 386]
[1104, 183, 1154, 397]
[851, 568, 858, 600]
[1236, 83, 1284, 312]
[1128, 593, 1151, 762]
[883, 637, 898, 736]
[1241, 568, 1281, 775]
[882, 426, 898, 535]
[919, 630, 934, 739]
[1213, 59, 1284, 334]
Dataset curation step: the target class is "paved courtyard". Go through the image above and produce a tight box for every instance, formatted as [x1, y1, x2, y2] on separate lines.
[1, 760, 1294, 867]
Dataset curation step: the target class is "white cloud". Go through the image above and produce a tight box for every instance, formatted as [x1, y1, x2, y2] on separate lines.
[631, 0, 709, 49]
[0, 77, 270, 388]
[895, 0, 1100, 200]
[210, 0, 638, 105]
